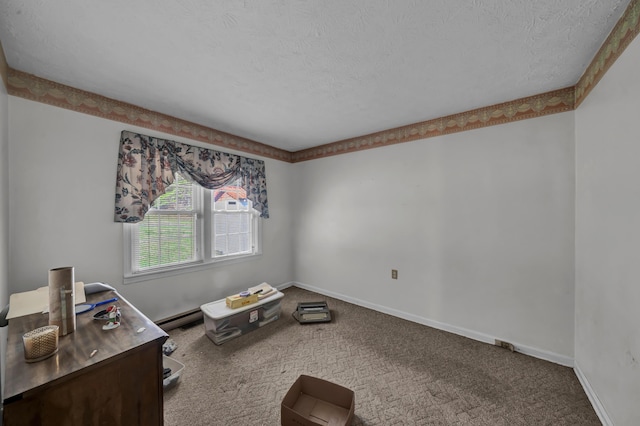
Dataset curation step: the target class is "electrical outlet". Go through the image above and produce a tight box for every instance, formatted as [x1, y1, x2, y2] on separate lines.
[391, 269, 398, 279]
[495, 339, 515, 352]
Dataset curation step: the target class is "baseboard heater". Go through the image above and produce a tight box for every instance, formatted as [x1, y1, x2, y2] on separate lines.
[156, 308, 203, 331]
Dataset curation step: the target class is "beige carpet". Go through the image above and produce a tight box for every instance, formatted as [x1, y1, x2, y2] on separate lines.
[163, 286, 600, 425]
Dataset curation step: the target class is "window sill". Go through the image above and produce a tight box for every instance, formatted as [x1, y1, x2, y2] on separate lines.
[123, 253, 262, 284]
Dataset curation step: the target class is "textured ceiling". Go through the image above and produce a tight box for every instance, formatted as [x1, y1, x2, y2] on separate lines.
[0, 0, 631, 152]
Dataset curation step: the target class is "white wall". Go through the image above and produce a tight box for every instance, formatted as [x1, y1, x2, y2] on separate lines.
[7, 97, 294, 322]
[293, 112, 576, 361]
[0, 61, 9, 397]
[575, 35, 640, 425]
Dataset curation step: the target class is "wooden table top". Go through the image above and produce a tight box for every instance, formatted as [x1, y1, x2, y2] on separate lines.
[3, 290, 168, 402]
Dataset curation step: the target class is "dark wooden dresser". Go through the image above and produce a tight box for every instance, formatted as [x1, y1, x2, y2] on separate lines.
[3, 290, 168, 425]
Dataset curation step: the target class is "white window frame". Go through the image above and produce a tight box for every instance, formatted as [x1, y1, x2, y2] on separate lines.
[123, 176, 262, 284]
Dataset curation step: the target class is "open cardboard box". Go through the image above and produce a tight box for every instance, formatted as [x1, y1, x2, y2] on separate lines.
[281, 375, 355, 426]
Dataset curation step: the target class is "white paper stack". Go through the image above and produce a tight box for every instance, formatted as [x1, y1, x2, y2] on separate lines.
[7, 282, 86, 319]
[248, 282, 277, 299]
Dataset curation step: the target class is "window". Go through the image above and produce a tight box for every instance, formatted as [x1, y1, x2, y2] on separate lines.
[212, 185, 257, 259]
[124, 173, 261, 282]
[131, 174, 201, 272]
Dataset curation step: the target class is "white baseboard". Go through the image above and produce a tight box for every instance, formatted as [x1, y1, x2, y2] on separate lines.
[574, 362, 612, 426]
[275, 281, 295, 291]
[291, 281, 574, 367]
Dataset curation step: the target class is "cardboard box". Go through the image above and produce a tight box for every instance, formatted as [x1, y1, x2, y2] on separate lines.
[225, 293, 259, 309]
[281, 375, 355, 426]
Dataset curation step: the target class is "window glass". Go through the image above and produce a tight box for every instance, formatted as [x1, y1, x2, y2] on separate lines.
[132, 173, 200, 273]
[212, 180, 258, 259]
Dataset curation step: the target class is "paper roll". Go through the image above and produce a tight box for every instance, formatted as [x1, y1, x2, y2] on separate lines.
[48, 266, 76, 335]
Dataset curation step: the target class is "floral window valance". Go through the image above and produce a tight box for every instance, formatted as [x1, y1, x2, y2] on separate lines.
[114, 130, 269, 223]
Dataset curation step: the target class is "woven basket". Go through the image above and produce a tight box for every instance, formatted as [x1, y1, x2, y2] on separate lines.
[23, 325, 59, 363]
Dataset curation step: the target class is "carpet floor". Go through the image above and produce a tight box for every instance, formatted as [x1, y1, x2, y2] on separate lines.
[163, 286, 599, 425]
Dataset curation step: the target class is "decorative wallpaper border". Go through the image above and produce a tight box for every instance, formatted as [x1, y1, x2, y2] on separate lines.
[6, 69, 293, 162]
[292, 88, 575, 162]
[6, 67, 576, 164]
[575, 0, 640, 107]
[5, 0, 640, 163]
